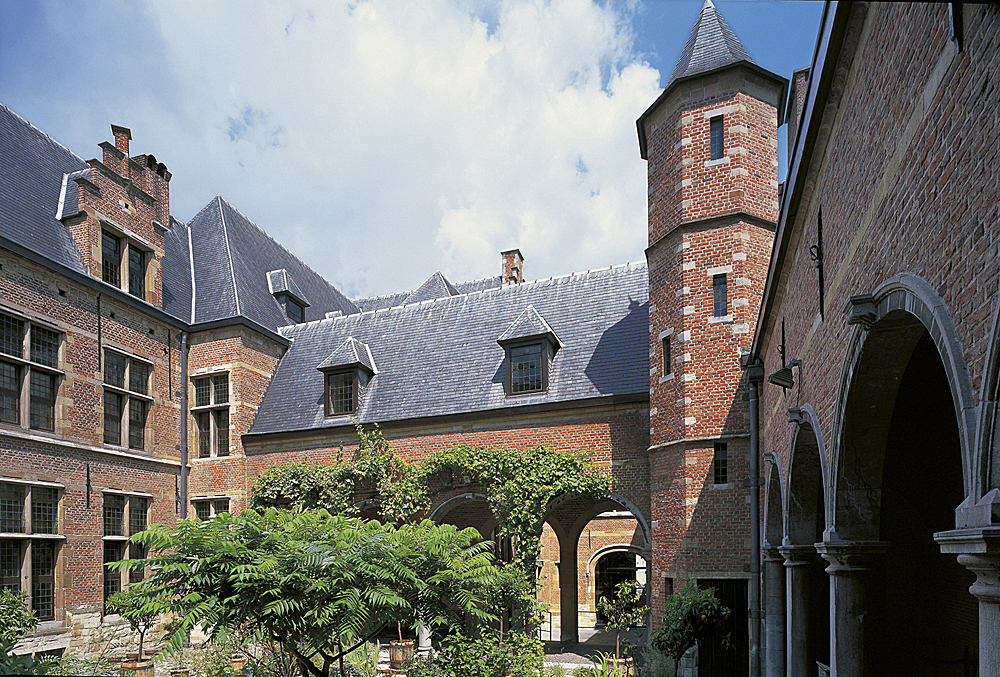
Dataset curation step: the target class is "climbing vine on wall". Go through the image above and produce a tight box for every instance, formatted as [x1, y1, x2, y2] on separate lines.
[250, 423, 610, 570]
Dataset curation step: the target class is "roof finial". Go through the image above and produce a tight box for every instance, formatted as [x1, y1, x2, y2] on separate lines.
[704, 0, 715, 8]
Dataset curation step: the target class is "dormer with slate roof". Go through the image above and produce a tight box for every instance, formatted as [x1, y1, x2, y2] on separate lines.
[317, 337, 377, 417]
[496, 305, 561, 395]
[68, 125, 171, 307]
[267, 269, 311, 324]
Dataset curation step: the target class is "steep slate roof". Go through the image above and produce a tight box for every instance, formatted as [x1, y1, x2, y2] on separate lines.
[667, 0, 754, 87]
[162, 216, 194, 321]
[165, 196, 359, 328]
[249, 262, 649, 435]
[497, 305, 562, 348]
[404, 271, 459, 304]
[354, 275, 504, 312]
[267, 269, 310, 306]
[0, 104, 89, 271]
[317, 337, 377, 373]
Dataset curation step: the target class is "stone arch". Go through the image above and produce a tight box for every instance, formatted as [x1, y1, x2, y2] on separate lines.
[588, 544, 648, 625]
[977, 296, 1000, 493]
[831, 273, 978, 537]
[785, 409, 828, 546]
[763, 453, 783, 549]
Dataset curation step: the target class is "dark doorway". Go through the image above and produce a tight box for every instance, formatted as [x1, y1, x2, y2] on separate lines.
[697, 579, 748, 677]
[594, 551, 640, 625]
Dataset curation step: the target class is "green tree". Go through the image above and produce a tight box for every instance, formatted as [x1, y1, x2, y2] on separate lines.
[105, 586, 159, 660]
[651, 583, 730, 675]
[406, 630, 544, 677]
[110, 508, 500, 677]
[596, 580, 649, 661]
[0, 587, 53, 675]
[480, 563, 547, 641]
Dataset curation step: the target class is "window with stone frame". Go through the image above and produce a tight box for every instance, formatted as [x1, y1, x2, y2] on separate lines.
[0, 481, 62, 622]
[192, 498, 230, 521]
[102, 350, 152, 450]
[101, 229, 150, 300]
[192, 374, 230, 457]
[710, 115, 724, 161]
[713, 274, 728, 318]
[0, 311, 62, 433]
[713, 443, 728, 486]
[102, 492, 150, 610]
[662, 336, 672, 376]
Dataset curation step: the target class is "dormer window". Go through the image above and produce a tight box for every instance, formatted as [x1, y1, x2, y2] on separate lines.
[317, 338, 376, 418]
[267, 269, 310, 325]
[286, 299, 304, 324]
[497, 305, 561, 397]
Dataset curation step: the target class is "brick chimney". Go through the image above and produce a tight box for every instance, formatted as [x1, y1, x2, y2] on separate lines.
[111, 124, 131, 155]
[787, 66, 810, 169]
[502, 249, 523, 285]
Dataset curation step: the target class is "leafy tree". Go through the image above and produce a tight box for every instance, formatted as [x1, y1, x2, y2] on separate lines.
[105, 586, 159, 659]
[110, 508, 500, 677]
[596, 580, 649, 661]
[0, 587, 38, 646]
[651, 583, 730, 673]
[480, 563, 547, 641]
[250, 458, 359, 514]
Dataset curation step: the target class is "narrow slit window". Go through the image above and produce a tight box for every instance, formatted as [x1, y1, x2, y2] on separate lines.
[713, 443, 728, 485]
[662, 337, 671, 376]
[713, 274, 728, 317]
[710, 116, 724, 161]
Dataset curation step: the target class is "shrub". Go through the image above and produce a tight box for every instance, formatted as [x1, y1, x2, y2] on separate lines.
[407, 630, 544, 677]
[651, 583, 730, 666]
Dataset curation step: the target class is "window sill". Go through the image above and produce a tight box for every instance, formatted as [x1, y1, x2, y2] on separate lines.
[704, 156, 730, 168]
[707, 315, 733, 324]
[658, 373, 674, 383]
[0, 533, 65, 540]
[26, 620, 68, 637]
[712, 483, 729, 490]
[190, 404, 230, 412]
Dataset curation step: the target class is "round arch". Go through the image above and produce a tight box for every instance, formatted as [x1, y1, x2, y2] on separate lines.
[549, 491, 651, 551]
[763, 453, 784, 548]
[977, 296, 1000, 493]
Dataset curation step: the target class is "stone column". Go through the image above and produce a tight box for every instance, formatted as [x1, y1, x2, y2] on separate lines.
[780, 545, 818, 677]
[417, 626, 432, 657]
[559, 533, 579, 644]
[763, 547, 786, 677]
[815, 540, 888, 677]
[936, 523, 1000, 677]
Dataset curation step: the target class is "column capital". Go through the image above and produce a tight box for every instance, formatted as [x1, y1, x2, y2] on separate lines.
[935, 526, 1000, 605]
[763, 546, 784, 562]
[815, 540, 888, 574]
[778, 544, 819, 566]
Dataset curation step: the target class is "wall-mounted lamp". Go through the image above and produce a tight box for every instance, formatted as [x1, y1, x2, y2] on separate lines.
[767, 359, 801, 389]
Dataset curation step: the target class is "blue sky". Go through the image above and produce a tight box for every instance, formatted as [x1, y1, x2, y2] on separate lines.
[0, 0, 823, 298]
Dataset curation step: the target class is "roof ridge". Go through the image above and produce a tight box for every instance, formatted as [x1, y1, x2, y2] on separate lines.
[0, 103, 88, 165]
[217, 196, 242, 317]
[215, 196, 358, 312]
[300, 260, 648, 328]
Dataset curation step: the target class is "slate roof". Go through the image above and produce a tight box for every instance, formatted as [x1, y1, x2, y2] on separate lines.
[354, 274, 504, 312]
[667, 0, 755, 87]
[267, 269, 310, 306]
[249, 262, 649, 435]
[497, 305, 562, 348]
[163, 196, 359, 328]
[0, 104, 89, 271]
[317, 337, 377, 373]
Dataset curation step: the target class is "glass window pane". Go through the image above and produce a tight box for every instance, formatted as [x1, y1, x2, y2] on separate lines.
[510, 343, 543, 393]
[128, 248, 145, 298]
[29, 371, 55, 432]
[103, 494, 124, 537]
[197, 412, 211, 458]
[0, 314, 24, 359]
[31, 488, 58, 535]
[713, 444, 728, 485]
[31, 540, 55, 620]
[130, 497, 148, 535]
[328, 372, 353, 414]
[213, 375, 228, 405]
[194, 378, 211, 407]
[129, 543, 147, 584]
[0, 485, 24, 533]
[710, 116, 724, 161]
[103, 392, 122, 445]
[104, 352, 125, 389]
[103, 541, 123, 607]
[215, 409, 229, 456]
[213, 499, 230, 516]
[102, 232, 121, 287]
[128, 399, 147, 450]
[0, 540, 20, 591]
[713, 274, 727, 317]
[0, 362, 20, 425]
[194, 502, 210, 521]
[29, 327, 58, 368]
[129, 361, 150, 396]
[287, 301, 303, 324]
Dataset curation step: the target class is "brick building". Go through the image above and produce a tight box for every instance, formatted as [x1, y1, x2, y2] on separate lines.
[747, 3, 1000, 677]
[4, 2, 995, 675]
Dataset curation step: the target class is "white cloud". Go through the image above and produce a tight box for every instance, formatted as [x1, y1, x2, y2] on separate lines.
[131, 0, 662, 297]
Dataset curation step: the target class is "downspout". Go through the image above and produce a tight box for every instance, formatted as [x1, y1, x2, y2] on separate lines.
[180, 331, 188, 518]
[746, 362, 765, 677]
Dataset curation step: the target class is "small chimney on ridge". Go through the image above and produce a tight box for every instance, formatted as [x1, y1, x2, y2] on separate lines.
[111, 124, 131, 156]
[502, 249, 523, 285]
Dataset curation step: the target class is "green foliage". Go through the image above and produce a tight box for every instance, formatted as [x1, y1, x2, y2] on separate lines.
[342, 642, 378, 677]
[0, 587, 38, 646]
[110, 508, 499, 677]
[251, 458, 359, 515]
[187, 640, 239, 677]
[480, 563, 547, 638]
[55, 654, 121, 676]
[406, 630, 544, 677]
[651, 583, 730, 663]
[105, 586, 159, 658]
[0, 638, 55, 675]
[585, 652, 629, 677]
[596, 580, 648, 660]
[638, 643, 676, 677]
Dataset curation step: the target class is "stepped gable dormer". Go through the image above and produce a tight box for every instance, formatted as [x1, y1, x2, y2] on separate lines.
[68, 124, 170, 307]
[317, 337, 377, 417]
[404, 271, 459, 304]
[267, 269, 311, 324]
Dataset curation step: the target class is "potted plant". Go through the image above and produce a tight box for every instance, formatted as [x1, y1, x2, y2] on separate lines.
[388, 622, 414, 670]
[106, 587, 158, 677]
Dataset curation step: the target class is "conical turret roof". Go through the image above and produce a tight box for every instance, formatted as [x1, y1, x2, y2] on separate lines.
[667, 0, 755, 86]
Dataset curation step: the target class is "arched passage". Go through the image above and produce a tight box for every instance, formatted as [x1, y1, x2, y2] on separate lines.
[782, 418, 829, 676]
[828, 276, 980, 676]
[762, 458, 785, 677]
